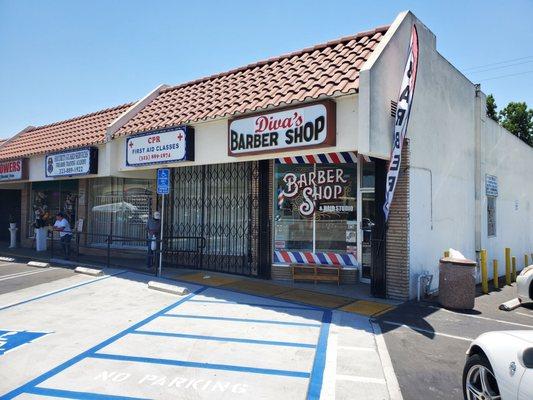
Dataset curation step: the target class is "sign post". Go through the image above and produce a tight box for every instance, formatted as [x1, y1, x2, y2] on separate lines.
[157, 168, 170, 277]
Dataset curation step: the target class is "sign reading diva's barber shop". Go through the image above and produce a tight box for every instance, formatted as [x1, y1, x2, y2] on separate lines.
[45, 148, 98, 177]
[0, 159, 28, 181]
[228, 101, 336, 156]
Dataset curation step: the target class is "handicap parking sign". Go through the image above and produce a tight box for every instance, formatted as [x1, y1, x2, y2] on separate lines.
[0, 329, 48, 355]
[157, 168, 170, 195]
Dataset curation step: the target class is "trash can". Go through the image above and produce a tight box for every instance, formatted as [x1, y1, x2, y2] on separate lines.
[438, 256, 478, 309]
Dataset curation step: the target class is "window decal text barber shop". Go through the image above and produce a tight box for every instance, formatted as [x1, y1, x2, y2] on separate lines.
[282, 168, 349, 216]
[228, 101, 335, 156]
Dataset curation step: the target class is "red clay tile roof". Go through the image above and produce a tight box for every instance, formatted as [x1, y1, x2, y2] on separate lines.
[0, 103, 133, 161]
[116, 26, 388, 136]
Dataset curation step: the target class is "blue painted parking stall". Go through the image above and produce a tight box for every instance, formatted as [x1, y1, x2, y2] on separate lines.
[2, 284, 332, 399]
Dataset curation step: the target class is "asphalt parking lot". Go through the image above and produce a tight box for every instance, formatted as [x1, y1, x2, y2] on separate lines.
[0, 261, 397, 400]
[376, 284, 533, 400]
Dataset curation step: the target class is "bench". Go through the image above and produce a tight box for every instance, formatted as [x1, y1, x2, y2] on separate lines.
[291, 263, 340, 286]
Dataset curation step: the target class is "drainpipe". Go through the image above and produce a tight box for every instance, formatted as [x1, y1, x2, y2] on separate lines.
[474, 84, 483, 257]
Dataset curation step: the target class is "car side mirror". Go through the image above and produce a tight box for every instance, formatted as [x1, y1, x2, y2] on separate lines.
[521, 348, 533, 369]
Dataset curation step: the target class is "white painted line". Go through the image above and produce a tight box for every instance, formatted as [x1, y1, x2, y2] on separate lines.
[148, 281, 189, 296]
[337, 345, 376, 352]
[74, 267, 103, 277]
[27, 261, 49, 268]
[0, 268, 58, 282]
[372, 321, 404, 400]
[381, 320, 473, 342]
[516, 312, 533, 319]
[428, 305, 533, 329]
[0, 262, 15, 267]
[320, 311, 339, 400]
[336, 374, 386, 384]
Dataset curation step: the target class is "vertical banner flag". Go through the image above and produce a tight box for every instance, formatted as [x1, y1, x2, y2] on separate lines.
[383, 25, 419, 220]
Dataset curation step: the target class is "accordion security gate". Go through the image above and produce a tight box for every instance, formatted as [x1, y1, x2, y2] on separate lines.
[163, 161, 271, 276]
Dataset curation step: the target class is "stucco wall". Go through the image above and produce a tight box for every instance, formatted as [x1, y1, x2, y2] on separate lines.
[481, 118, 533, 277]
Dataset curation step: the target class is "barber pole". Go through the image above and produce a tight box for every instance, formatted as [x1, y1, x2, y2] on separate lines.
[383, 25, 419, 220]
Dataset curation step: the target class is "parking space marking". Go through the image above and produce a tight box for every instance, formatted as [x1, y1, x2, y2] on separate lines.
[381, 321, 474, 342]
[336, 374, 386, 384]
[307, 310, 332, 400]
[25, 386, 148, 399]
[516, 311, 533, 318]
[427, 305, 533, 328]
[188, 298, 319, 311]
[0, 270, 127, 312]
[0, 267, 58, 282]
[162, 313, 322, 327]
[131, 330, 317, 348]
[89, 353, 311, 378]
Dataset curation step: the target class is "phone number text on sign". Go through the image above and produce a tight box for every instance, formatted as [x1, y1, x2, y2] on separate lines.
[126, 126, 194, 166]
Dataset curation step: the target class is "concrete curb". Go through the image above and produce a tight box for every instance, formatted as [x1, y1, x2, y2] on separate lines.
[499, 298, 522, 311]
[27, 261, 50, 268]
[148, 281, 190, 296]
[75, 267, 104, 277]
[0, 257, 15, 262]
[371, 320, 404, 400]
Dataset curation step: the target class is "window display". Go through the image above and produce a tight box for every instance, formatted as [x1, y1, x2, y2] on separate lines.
[29, 180, 78, 236]
[274, 161, 357, 263]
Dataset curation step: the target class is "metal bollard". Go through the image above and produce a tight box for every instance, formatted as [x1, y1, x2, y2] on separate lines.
[512, 256, 517, 282]
[526, 254, 530, 270]
[480, 249, 488, 294]
[444, 250, 450, 258]
[505, 248, 511, 286]
[493, 259, 499, 289]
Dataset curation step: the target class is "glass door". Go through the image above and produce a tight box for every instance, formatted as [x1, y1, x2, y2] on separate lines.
[359, 157, 376, 283]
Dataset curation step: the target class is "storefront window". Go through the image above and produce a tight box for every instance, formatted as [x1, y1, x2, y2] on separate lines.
[29, 180, 78, 236]
[274, 162, 357, 258]
[88, 177, 154, 245]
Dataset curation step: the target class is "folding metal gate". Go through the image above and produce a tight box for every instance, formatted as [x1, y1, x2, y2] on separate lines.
[163, 161, 271, 276]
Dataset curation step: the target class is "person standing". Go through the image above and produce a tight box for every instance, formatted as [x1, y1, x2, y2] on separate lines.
[53, 212, 72, 259]
[146, 211, 161, 270]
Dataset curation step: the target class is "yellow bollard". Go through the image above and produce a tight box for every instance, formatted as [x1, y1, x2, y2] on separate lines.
[512, 256, 517, 282]
[444, 250, 450, 258]
[505, 248, 511, 285]
[526, 254, 530, 271]
[493, 259, 499, 289]
[480, 249, 488, 294]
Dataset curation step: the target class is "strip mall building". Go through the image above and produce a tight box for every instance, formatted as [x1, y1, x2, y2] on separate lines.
[0, 11, 531, 300]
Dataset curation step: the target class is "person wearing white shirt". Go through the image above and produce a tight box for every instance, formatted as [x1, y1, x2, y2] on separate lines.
[53, 212, 72, 259]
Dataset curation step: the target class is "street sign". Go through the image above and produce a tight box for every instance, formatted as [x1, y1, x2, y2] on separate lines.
[157, 168, 170, 195]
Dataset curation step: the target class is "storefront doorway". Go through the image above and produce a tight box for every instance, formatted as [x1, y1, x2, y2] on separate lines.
[0, 189, 21, 243]
[164, 161, 271, 276]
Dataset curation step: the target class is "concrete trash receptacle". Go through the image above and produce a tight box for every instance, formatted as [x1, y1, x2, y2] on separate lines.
[438, 256, 478, 309]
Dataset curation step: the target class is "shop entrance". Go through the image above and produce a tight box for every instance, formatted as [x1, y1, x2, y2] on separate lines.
[0, 189, 21, 243]
[164, 161, 271, 277]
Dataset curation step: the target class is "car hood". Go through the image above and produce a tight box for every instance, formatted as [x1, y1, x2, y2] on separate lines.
[499, 330, 533, 344]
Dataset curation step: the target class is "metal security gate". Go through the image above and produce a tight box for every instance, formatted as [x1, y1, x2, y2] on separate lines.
[163, 161, 271, 276]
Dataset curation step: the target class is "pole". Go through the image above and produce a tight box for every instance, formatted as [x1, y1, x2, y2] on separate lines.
[493, 259, 499, 289]
[512, 256, 517, 282]
[480, 249, 488, 294]
[505, 247, 511, 286]
[158, 194, 165, 277]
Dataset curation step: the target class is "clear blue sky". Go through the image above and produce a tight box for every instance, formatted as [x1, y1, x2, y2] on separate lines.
[1, 0, 532, 138]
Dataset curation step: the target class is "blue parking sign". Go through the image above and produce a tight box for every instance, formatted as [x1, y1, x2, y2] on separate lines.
[157, 168, 170, 195]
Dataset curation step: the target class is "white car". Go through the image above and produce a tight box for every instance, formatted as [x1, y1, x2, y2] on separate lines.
[517, 265, 533, 304]
[463, 331, 533, 399]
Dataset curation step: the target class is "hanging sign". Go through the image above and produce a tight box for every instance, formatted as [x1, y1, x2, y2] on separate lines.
[45, 147, 98, 178]
[0, 159, 28, 181]
[383, 25, 419, 220]
[126, 126, 194, 166]
[228, 100, 336, 156]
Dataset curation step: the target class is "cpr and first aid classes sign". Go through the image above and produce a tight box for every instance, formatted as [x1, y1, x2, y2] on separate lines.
[126, 126, 194, 166]
[228, 101, 336, 156]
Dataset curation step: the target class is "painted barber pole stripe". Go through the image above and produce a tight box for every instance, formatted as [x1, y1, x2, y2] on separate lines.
[275, 151, 357, 164]
[274, 251, 357, 266]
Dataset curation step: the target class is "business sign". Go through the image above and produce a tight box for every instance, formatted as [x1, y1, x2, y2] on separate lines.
[157, 168, 170, 195]
[228, 101, 336, 156]
[383, 25, 419, 221]
[0, 159, 28, 182]
[126, 126, 194, 167]
[45, 147, 98, 178]
[485, 174, 498, 197]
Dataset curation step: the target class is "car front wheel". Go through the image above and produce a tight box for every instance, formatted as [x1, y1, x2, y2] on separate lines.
[463, 353, 501, 400]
